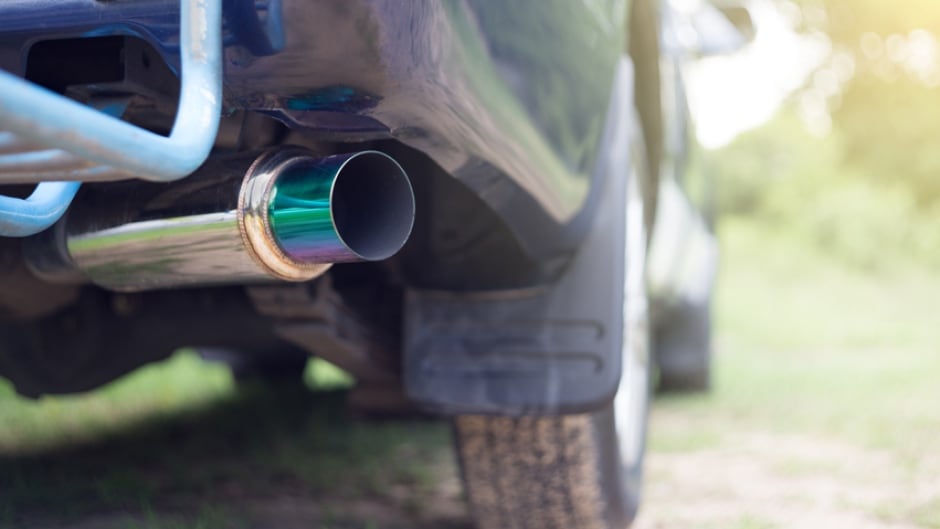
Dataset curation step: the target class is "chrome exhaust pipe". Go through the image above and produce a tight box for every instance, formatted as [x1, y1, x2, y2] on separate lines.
[25, 149, 415, 291]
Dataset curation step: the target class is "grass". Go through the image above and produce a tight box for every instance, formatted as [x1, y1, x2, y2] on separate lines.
[0, 357, 451, 528]
[0, 353, 231, 454]
[653, 218, 940, 436]
[1, 216, 938, 527]
[715, 218, 939, 457]
[643, 217, 940, 528]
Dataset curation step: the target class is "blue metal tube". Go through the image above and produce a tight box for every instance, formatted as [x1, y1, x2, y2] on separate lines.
[0, 0, 222, 182]
[0, 150, 95, 173]
[0, 0, 222, 236]
[0, 103, 128, 236]
[0, 182, 80, 237]
[0, 132, 38, 155]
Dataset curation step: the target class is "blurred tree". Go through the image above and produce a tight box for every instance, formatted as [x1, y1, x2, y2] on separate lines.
[793, 0, 940, 206]
[708, 1, 940, 269]
[797, 0, 940, 44]
[837, 76, 940, 206]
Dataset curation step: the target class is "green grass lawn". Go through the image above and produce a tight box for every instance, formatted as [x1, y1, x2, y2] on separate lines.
[1, 217, 938, 528]
[657, 218, 940, 461]
[641, 217, 940, 529]
[0, 359, 454, 529]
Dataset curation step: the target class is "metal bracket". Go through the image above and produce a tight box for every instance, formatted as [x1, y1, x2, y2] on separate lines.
[247, 277, 401, 384]
[0, 0, 223, 236]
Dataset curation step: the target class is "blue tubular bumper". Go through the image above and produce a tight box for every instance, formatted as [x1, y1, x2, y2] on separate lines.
[0, 0, 222, 236]
[0, 182, 80, 237]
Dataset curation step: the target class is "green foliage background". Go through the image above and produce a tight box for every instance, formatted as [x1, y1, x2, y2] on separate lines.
[711, 1, 940, 270]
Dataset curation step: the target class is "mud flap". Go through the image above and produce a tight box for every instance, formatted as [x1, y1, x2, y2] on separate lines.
[403, 64, 640, 415]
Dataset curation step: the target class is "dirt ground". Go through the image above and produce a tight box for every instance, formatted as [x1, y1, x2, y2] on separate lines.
[634, 411, 940, 529]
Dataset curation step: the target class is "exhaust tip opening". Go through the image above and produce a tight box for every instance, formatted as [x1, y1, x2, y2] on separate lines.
[266, 150, 415, 266]
[330, 152, 415, 261]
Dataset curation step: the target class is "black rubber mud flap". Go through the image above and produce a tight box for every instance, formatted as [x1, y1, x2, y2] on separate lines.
[403, 165, 631, 415]
[403, 65, 638, 415]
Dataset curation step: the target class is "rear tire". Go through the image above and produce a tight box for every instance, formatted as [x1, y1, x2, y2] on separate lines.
[454, 403, 644, 529]
[654, 299, 712, 393]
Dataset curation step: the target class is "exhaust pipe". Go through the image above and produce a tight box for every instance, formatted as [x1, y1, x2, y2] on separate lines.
[25, 149, 415, 291]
